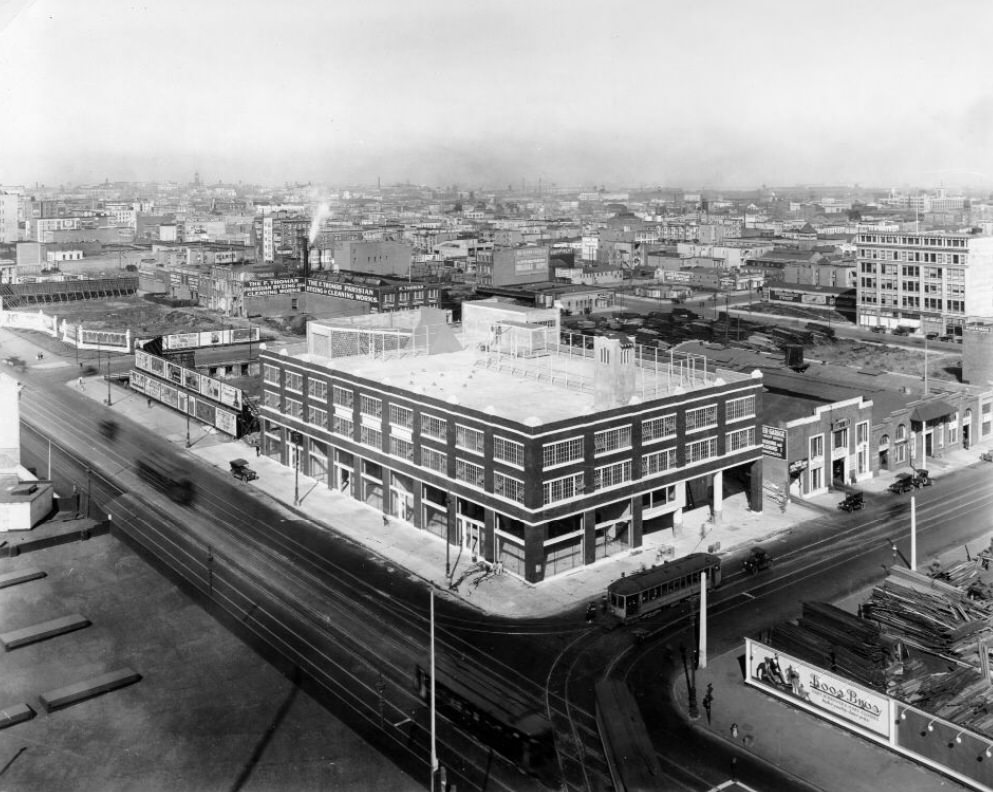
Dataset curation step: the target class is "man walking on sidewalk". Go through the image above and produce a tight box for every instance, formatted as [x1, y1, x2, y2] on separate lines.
[702, 683, 713, 725]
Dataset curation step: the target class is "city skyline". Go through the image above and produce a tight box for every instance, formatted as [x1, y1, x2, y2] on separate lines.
[3, 0, 993, 190]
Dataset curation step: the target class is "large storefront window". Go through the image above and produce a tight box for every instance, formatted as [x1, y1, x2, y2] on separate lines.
[362, 460, 383, 510]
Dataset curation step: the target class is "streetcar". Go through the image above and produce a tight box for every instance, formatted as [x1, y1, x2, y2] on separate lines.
[415, 653, 555, 778]
[595, 678, 663, 792]
[135, 455, 196, 506]
[606, 552, 722, 622]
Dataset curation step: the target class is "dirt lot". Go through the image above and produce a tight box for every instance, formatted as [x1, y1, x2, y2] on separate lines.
[809, 339, 960, 383]
[49, 295, 237, 336]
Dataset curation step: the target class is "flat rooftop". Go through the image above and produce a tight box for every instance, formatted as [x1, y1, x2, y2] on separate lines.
[292, 319, 754, 426]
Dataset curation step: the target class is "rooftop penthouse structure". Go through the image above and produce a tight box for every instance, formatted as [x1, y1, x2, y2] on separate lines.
[259, 299, 764, 583]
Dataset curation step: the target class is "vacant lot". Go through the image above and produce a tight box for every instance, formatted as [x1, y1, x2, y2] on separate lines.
[810, 339, 960, 383]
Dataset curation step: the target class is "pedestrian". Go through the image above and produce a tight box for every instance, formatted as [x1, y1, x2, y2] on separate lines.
[382, 515, 389, 528]
[702, 690, 713, 725]
[731, 722, 739, 739]
[731, 756, 738, 782]
[77, 376, 84, 390]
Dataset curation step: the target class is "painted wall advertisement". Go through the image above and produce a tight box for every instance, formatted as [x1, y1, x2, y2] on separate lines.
[745, 638, 891, 739]
[761, 425, 787, 458]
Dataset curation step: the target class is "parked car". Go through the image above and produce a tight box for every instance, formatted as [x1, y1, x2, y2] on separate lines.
[229, 458, 258, 482]
[743, 546, 773, 575]
[981, 450, 993, 463]
[889, 473, 916, 494]
[838, 491, 864, 512]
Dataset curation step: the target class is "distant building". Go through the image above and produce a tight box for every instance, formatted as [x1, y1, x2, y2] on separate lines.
[334, 240, 413, 278]
[0, 193, 18, 243]
[856, 230, 993, 336]
[476, 246, 549, 287]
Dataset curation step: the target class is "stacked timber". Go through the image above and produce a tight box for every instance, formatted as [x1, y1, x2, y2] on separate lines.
[862, 578, 993, 660]
[764, 602, 891, 691]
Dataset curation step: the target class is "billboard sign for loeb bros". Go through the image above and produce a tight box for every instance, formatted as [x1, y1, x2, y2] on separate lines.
[745, 638, 892, 739]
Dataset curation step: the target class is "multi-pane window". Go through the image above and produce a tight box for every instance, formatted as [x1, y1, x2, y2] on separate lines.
[285, 397, 303, 419]
[456, 424, 485, 454]
[542, 437, 584, 468]
[643, 414, 676, 443]
[833, 428, 849, 450]
[642, 448, 677, 476]
[810, 434, 825, 458]
[543, 472, 585, 505]
[332, 415, 353, 438]
[493, 436, 524, 468]
[421, 414, 447, 442]
[594, 426, 632, 455]
[726, 396, 756, 423]
[308, 379, 328, 400]
[726, 426, 756, 453]
[390, 436, 414, 461]
[685, 437, 717, 464]
[857, 421, 868, 445]
[360, 395, 382, 419]
[333, 385, 354, 409]
[308, 406, 328, 429]
[389, 404, 413, 429]
[263, 390, 280, 409]
[421, 447, 447, 474]
[285, 371, 303, 393]
[686, 404, 718, 432]
[594, 460, 632, 490]
[455, 458, 485, 488]
[360, 425, 382, 449]
[493, 472, 525, 503]
[263, 364, 280, 385]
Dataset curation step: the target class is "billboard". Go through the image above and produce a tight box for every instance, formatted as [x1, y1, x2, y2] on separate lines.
[161, 327, 261, 350]
[745, 638, 891, 739]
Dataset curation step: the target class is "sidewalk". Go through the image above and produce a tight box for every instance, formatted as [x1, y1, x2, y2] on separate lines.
[673, 649, 969, 792]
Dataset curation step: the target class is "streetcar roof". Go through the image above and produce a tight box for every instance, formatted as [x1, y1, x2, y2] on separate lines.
[607, 553, 720, 596]
[422, 654, 552, 737]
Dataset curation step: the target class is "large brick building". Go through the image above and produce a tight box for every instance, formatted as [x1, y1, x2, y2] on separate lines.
[856, 230, 993, 336]
[258, 301, 764, 583]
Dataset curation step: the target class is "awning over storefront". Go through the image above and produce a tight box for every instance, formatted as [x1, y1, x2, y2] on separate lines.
[910, 399, 955, 423]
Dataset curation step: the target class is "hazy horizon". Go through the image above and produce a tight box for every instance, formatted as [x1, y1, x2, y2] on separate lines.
[3, 0, 993, 191]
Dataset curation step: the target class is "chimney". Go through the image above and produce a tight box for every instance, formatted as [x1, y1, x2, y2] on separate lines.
[593, 334, 636, 410]
[299, 235, 310, 279]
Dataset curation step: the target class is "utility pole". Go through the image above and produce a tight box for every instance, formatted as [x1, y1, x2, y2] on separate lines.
[105, 348, 112, 406]
[699, 571, 708, 669]
[430, 589, 438, 791]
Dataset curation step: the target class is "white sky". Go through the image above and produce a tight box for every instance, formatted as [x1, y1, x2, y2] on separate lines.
[2, 0, 993, 189]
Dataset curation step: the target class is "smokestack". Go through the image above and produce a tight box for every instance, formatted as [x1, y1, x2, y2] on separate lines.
[300, 235, 311, 279]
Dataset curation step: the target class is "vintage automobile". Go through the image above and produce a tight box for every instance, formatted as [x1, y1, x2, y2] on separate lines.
[889, 473, 917, 494]
[838, 491, 864, 512]
[980, 449, 993, 463]
[743, 546, 773, 575]
[913, 469, 932, 487]
[229, 458, 259, 482]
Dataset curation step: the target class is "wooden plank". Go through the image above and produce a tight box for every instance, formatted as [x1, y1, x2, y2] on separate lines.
[0, 614, 90, 651]
[0, 568, 46, 589]
[0, 703, 35, 729]
[39, 668, 141, 713]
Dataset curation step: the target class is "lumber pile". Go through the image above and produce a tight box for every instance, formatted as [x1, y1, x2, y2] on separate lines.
[862, 579, 993, 660]
[765, 602, 892, 691]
